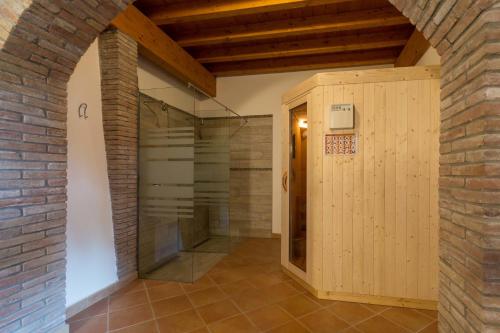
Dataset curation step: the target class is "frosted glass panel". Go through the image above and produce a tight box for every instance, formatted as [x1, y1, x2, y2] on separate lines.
[138, 89, 232, 283]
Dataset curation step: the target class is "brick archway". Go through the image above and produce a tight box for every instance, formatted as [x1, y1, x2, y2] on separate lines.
[0, 0, 498, 332]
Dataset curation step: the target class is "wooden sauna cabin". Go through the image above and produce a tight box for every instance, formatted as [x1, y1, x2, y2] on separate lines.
[280, 66, 441, 310]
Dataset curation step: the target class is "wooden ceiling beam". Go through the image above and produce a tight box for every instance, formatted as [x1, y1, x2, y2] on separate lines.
[176, 7, 410, 47]
[206, 48, 401, 76]
[394, 28, 430, 67]
[111, 5, 216, 96]
[194, 30, 411, 63]
[146, 0, 355, 25]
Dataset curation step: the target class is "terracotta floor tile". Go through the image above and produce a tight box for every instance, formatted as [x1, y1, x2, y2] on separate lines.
[209, 269, 246, 285]
[109, 304, 153, 331]
[381, 307, 434, 331]
[266, 320, 310, 333]
[299, 309, 349, 333]
[69, 315, 107, 333]
[278, 294, 320, 317]
[145, 279, 171, 289]
[151, 295, 193, 318]
[208, 314, 260, 333]
[187, 286, 227, 307]
[111, 320, 158, 333]
[263, 282, 300, 304]
[148, 283, 185, 302]
[109, 290, 149, 312]
[355, 315, 409, 333]
[327, 301, 375, 325]
[180, 275, 214, 293]
[156, 309, 205, 333]
[219, 279, 254, 297]
[420, 321, 438, 333]
[231, 287, 269, 312]
[196, 299, 240, 324]
[246, 304, 293, 331]
[189, 329, 210, 333]
[247, 271, 288, 289]
[68, 299, 108, 322]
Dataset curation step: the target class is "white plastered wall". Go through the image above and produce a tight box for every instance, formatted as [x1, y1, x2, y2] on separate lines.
[66, 40, 117, 307]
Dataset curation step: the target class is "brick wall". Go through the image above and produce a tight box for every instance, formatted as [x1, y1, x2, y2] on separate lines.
[0, 1, 132, 332]
[0, 0, 499, 332]
[229, 116, 273, 238]
[389, 0, 500, 332]
[98, 28, 138, 280]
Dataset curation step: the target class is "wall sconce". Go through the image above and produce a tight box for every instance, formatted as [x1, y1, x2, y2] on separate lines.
[298, 119, 308, 128]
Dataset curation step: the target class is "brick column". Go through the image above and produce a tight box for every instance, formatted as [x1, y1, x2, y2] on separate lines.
[98, 28, 138, 280]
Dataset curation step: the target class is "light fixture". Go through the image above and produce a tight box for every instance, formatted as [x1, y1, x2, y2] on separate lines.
[298, 119, 308, 129]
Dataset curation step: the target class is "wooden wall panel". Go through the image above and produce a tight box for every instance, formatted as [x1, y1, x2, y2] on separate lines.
[319, 78, 440, 301]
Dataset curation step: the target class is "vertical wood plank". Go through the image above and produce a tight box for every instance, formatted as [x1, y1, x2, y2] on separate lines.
[373, 82, 386, 295]
[406, 80, 420, 298]
[362, 82, 375, 295]
[310, 87, 324, 289]
[332, 85, 344, 291]
[281, 104, 290, 268]
[395, 81, 408, 297]
[418, 80, 431, 299]
[323, 86, 334, 291]
[342, 84, 354, 293]
[429, 79, 440, 299]
[384, 81, 397, 297]
[351, 84, 364, 294]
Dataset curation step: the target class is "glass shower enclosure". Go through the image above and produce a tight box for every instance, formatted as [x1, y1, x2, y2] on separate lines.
[138, 86, 234, 283]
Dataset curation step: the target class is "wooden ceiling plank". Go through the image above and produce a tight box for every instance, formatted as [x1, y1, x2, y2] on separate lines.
[176, 7, 410, 47]
[147, 0, 356, 25]
[111, 5, 216, 96]
[206, 48, 401, 76]
[194, 30, 411, 63]
[394, 28, 430, 67]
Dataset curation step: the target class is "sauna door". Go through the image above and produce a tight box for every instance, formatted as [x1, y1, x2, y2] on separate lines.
[284, 103, 308, 272]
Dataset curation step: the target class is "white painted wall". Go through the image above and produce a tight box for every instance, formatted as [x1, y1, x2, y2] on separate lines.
[66, 40, 117, 307]
[215, 65, 392, 234]
[137, 56, 202, 114]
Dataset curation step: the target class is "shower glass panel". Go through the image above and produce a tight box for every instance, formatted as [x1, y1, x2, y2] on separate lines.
[138, 87, 231, 283]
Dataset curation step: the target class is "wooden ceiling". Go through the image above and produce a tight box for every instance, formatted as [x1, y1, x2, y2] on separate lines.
[133, 0, 417, 77]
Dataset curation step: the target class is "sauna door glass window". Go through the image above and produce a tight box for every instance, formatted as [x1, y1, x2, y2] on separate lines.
[289, 104, 307, 272]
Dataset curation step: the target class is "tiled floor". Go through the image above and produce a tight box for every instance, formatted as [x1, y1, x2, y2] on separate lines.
[68, 238, 438, 333]
[142, 238, 231, 283]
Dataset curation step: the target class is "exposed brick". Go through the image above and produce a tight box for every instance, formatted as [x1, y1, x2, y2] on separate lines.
[98, 28, 138, 280]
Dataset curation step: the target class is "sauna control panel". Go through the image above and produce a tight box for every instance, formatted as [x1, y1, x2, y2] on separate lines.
[330, 104, 354, 129]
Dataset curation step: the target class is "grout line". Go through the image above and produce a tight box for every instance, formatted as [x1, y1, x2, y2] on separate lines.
[183, 285, 212, 333]
[224, 287, 265, 332]
[143, 280, 160, 333]
[415, 319, 438, 333]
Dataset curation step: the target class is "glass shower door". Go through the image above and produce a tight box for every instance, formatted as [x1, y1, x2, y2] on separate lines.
[138, 88, 233, 283]
[138, 92, 196, 282]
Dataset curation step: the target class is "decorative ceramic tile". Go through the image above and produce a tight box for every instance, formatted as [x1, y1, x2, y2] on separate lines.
[325, 134, 356, 155]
